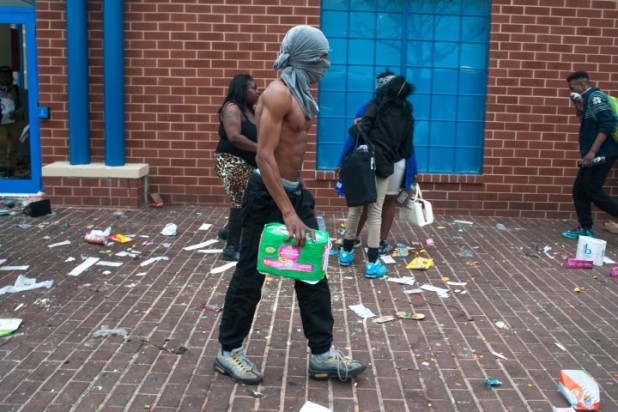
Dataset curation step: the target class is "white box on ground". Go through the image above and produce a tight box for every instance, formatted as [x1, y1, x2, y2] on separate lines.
[575, 236, 606, 266]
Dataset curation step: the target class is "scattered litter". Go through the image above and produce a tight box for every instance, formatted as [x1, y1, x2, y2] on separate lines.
[14, 303, 24, 311]
[610, 267, 618, 278]
[0, 275, 53, 295]
[576, 236, 605, 266]
[454, 220, 473, 225]
[447, 281, 467, 286]
[485, 378, 502, 389]
[140, 256, 169, 267]
[139, 339, 186, 354]
[196, 249, 224, 254]
[551, 406, 575, 412]
[299, 400, 331, 412]
[210, 262, 237, 274]
[573, 287, 581, 293]
[372, 315, 396, 324]
[198, 223, 212, 231]
[113, 210, 128, 218]
[391, 244, 409, 258]
[396, 312, 425, 320]
[404, 288, 423, 294]
[458, 226, 465, 232]
[108, 234, 134, 243]
[406, 257, 434, 270]
[496, 223, 506, 231]
[0, 266, 29, 271]
[425, 238, 434, 247]
[495, 321, 509, 330]
[349, 304, 376, 319]
[65, 257, 76, 262]
[34, 297, 51, 308]
[68, 257, 100, 276]
[0, 318, 22, 336]
[96, 261, 123, 267]
[16, 224, 32, 229]
[115, 251, 138, 258]
[420, 284, 449, 298]
[163, 242, 172, 248]
[603, 256, 616, 264]
[93, 325, 129, 339]
[387, 276, 416, 286]
[201, 304, 223, 313]
[48, 240, 71, 248]
[564, 258, 593, 269]
[555, 342, 567, 352]
[183, 239, 218, 251]
[557, 370, 600, 410]
[85, 227, 111, 245]
[539, 245, 555, 259]
[161, 223, 177, 236]
[457, 248, 474, 257]
[0, 259, 5, 265]
[380, 254, 396, 264]
[492, 352, 508, 360]
[248, 390, 264, 398]
[135, 272, 147, 277]
[148, 193, 164, 208]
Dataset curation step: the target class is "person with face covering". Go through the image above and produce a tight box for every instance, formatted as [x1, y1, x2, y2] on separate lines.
[214, 25, 367, 385]
[0, 66, 25, 178]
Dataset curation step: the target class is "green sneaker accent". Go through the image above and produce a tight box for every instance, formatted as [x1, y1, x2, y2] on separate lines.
[562, 227, 594, 239]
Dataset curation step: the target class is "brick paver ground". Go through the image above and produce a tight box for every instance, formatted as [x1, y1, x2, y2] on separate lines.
[0, 205, 616, 411]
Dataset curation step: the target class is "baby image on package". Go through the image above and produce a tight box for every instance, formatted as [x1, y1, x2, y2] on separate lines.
[257, 223, 331, 284]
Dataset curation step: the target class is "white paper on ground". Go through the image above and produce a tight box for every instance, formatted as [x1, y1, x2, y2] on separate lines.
[404, 288, 423, 294]
[454, 220, 473, 225]
[0, 266, 30, 271]
[96, 261, 123, 267]
[420, 284, 450, 298]
[0, 275, 53, 295]
[0, 259, 6, 265]
[198, 223, 213, 231]
[299, 401, 331, 412]
[68, 257, 100, 276]
[140, 256, 169, 267]
[115, 251, 138, 258]
[603, 256, 616, 264]
[0, 318, 22, 336]
[349, 304, 376, 319]
[388, 276, 416, 286]
[48, 240, 71, 248]
[210, 261, 237, 274]
[183, 239, 218, 251]
[380, 255, 396, 264]
[196, 249, 224, 254]
[447, 281, 467, 286]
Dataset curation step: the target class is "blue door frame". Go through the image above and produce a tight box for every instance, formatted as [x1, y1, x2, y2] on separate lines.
[0, 5, 41, 194]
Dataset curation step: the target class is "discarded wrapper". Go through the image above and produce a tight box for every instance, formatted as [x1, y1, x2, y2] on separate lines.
[108, 233, 134, 243]
[148, 193, 164, 208]
[372, 315, 396, 324]
[485, 378, 502, 389]
[610, 266, 618, 278]
[391, 245, 409, 258]
[161, 223, 177, 236]
[396, 312, 425, 320]
[406, 257, 434, 270]
[85, 227, 111, 245]
[564, 257, 593, 269]
[0, 318, 22, 336]
[557, 370, 600, 410]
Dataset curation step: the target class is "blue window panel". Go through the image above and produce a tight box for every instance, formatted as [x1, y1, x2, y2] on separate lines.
[435, 0, 462, 15]
[455, 147, 483, 174]
[350, 12, 375, 38]
[411, 93, 431, 120]
[350, 0, 376, 12]
[346, 66, 375, 91]
[377, 13, 403, 39]
[457, 95, 485, 121]
[322, 0, 347, 11]
[407, 14, 434, 40]
[348, 40, 374, 65]
[428, 147, 455, 173]
[459, 68, 487, 94]
[318, 117, 347, 144]
[460, 43, 488, 70]
[435, 15, 460, 41]
[413, 120, 430, 146]
[405, 67, 432, 94]
[322, 11, 348, 37]
[320, 65, 346, 91]
[347, 92, 373, 115]
[318, 143, 345, 170]
[461, 16, 489, 42]
[376, 39, 402, 67]
[383, 1, 403, 12]
[456, 121, 485, 146]
[430, 121, 457, 147]
[432, 68, 458, 94]
[434, 42, 460, 68]
[328, 38, 348, 65]
[409, 1, 435, 14]
[463, 0, 491, 15]
[430, 94, 457, 121]
[319, 91, 347, 117]
[414, 146, 429, 171]
[407, 41, 433, 66]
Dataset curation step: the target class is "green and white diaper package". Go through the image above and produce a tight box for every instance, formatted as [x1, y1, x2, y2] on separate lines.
[257, 222, 331, 283]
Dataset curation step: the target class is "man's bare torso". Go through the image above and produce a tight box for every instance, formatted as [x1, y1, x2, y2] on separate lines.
[255, 79, 313, 181]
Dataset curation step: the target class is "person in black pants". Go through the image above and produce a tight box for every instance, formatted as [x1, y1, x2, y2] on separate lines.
[563, 71, 618, 239]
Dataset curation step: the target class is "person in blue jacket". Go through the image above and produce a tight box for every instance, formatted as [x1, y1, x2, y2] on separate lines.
[563, 71, 618, 239]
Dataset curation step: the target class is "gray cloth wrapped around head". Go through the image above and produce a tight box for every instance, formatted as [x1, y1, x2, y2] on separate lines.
[273, 25, 330, 119]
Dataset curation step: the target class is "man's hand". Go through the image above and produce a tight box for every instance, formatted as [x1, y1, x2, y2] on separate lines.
[580, 151, 596, 167]
[283, 212, 315, 248]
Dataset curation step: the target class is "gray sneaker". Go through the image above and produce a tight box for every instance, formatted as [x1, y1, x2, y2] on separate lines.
[309, 347, 367, 381]
[214, 347, 263, 385]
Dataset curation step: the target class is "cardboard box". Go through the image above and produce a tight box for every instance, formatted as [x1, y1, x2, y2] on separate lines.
[576, 236, 606, 266]
[557, 370, 600, 410]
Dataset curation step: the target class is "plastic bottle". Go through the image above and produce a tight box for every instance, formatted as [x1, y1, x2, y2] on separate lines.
[592, 156, 606, 165]
[396, 189, 408, 205]
[335, 178, 344, 196]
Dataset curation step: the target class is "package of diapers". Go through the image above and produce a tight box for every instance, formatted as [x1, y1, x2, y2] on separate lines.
[257, 222, 331, 283]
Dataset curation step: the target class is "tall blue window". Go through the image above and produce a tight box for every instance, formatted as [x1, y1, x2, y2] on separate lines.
[318, 0, 491, 174]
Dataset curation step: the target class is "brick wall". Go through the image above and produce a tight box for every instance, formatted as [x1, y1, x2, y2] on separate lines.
[36, 0, 618, 219]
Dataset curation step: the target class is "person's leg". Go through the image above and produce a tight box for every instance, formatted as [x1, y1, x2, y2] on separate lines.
[355, 205, 368, 238]
[572, 168, 592, 229]
[342, 205, 363, 253]
[585, 157, 618, 220]
[223, 161, 254, 260]
[380, 159, 405, 253]
[380, 195, 397, 239]
[365, 177, 389, 263]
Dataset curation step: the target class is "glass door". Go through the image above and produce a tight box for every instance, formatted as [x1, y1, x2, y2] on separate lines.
[0, 2, 40, 194]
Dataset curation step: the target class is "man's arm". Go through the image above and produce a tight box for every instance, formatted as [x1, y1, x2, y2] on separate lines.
[256, 84, 313, 247]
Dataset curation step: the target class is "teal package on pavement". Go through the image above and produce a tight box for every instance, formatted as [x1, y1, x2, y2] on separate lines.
[257, 223, 331, 283]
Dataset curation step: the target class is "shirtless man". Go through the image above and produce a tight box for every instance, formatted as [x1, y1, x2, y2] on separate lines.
[214, 25, 367, 385]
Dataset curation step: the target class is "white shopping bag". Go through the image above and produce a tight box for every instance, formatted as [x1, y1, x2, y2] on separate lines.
[575, 236, 606, 266]
[399, 184, 434, 227]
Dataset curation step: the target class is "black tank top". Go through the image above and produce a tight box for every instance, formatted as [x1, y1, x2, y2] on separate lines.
[215, 116, 258, 168]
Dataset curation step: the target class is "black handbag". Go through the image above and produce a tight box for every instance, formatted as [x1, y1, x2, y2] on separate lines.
[339, 124, 377, 207]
